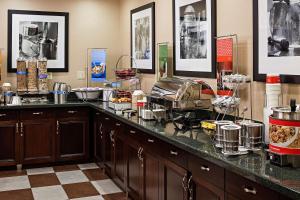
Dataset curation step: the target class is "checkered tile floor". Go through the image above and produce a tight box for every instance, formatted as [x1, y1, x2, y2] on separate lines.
[0, 163, 126, 200]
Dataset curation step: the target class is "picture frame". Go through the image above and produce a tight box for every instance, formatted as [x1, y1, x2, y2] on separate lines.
[130, 2, 155, 74]
[173, 0, 216, 78]
[156, 42, 170, 81]
[8, 10, 69, 73]
[253, 0, 300, 83]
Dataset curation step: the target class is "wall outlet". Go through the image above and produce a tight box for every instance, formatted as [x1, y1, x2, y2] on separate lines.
[77, 71, 86, 80]
[48, 73, 53, 80]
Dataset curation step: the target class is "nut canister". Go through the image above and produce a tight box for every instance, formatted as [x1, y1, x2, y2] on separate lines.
[221, 124, 241, 153]
[245, 123, 263, 150]
[269, 105, 300, 155]
[236, 120, 254, 147]
[214, 120, 233, 148]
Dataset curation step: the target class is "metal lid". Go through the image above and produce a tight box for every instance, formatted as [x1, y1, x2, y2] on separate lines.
[245, 123, 263, 128]
[272, 106, 300, 120]
[272, 107, 292, 113]
[214, 120, 233, 126]
[221, 124, 241, 131]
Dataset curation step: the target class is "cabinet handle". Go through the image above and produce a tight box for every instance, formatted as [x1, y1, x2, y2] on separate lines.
[56, 121, 60, 135]
[137, 147, 142, 160]
[137, 147, 141, 159]
[96, 112, 100, 115]
[20, 122, 23, 137]
[200, 166, 210, 172]
[105, 118, 110, 121]
[140, 148, 144, 168]
[188, 175, 193, 200]
[110, 130, 115, 145]
[67, 110, 77, 114]
[130, 130, 136, 134]
[0, 114, 7, 117]
[244, 187, 257, 195]
[147, 139, 154, 143]
[33, 112, 43, 115]
[170, 150, 178, 156]
[116, 123, 121, 127]
[16, 123, 19, 134]
[182, 173, 188, 192]
[99, 123, 103, 135]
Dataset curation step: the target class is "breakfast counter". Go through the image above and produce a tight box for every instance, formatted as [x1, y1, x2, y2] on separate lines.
[0, 101, 300, 199]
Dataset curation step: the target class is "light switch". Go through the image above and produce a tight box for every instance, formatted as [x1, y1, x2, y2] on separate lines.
[77, 71, 86, 80]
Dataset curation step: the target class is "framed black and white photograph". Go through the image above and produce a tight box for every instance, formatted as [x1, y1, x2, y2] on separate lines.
[173, 0, 216, 78]
[8, 10, 69, 72]
[131, 2, 155, 74]
[254, 0, 300, 83]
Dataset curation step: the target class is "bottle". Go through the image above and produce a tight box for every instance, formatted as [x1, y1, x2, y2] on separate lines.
[264, 74, 282, 145]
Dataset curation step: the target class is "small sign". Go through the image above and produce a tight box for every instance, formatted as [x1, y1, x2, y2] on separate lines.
[90, 49, 107, 82]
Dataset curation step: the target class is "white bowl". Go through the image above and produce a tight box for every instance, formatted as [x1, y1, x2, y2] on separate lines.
[72, 87, 103, 100]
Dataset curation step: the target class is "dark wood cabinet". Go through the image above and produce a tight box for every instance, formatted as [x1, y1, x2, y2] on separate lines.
[225, 171, 280, 200]
[142, 147, 160, 200]
[56, 119, 89, 162]
[160, 159, 189, 200]
[56, 108, 89, 162]
[112, 122, 126, 190]
[0, 117, 19, 166]
[188, 155, 225, 200]
[191, 176, 224, 200]
[0, 107, 296, 200]
[94, 112, 104, 162]
[102, 116, 114, 176]
[226, 194, 240, 200]
[20, 119, 55, 164]
[126, 137, 143, 200]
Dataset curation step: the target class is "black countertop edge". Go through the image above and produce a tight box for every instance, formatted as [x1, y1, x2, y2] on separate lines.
[0, 102, 88, 109]
[1, 102, 299, 199]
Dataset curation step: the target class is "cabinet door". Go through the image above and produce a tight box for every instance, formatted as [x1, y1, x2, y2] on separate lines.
[20, 119, 55, 164]
[113, 123, 126, 190]
[94, 112, 103, 162]
[160, 159, 189, 200]
[142, 149, 160, 200]
[127, 140, 143, 200]
[0, 122, 19, 166]
[56, 119, 88, 162]
[226, 194, 240, 200]
[102, 116, 114, 176]
[192, 177, 224, 200]
[225, 171, 280, 200]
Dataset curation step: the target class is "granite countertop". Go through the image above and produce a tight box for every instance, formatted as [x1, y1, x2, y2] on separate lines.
[1, 101, 300, 199]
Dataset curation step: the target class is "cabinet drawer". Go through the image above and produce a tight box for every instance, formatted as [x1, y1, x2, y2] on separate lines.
[0, 110, 18, 121]
[20, 109, 54, 120]
[162, 143, 188, 168]
[225, 170, 279, 200]
[188, 155, 224, 189]
[56, 108, 89, 118]
[125, 126, 144, 142]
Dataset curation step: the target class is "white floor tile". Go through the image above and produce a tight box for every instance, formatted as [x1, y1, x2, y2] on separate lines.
[26, 167, 54, 175]
[91, 179, 122, 195]
[56, 170, 89, 185]
[0, 176, 30, 192]
[32, 185, 68, 200]
[71, 196, 104, 200]
[77, 163, 99, 170]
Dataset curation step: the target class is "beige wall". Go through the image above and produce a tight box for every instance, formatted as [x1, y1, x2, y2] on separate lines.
[119, 0, 300, 121]
[1, 0, 300, 121]
[0, 0, 121, 88]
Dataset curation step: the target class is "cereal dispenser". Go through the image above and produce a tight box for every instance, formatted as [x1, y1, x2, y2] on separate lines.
[268, 99, 300, 167]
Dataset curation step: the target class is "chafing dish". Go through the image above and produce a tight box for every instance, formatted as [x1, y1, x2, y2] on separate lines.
[149, 78, 215, 131]
[149, 77, 215, 111]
